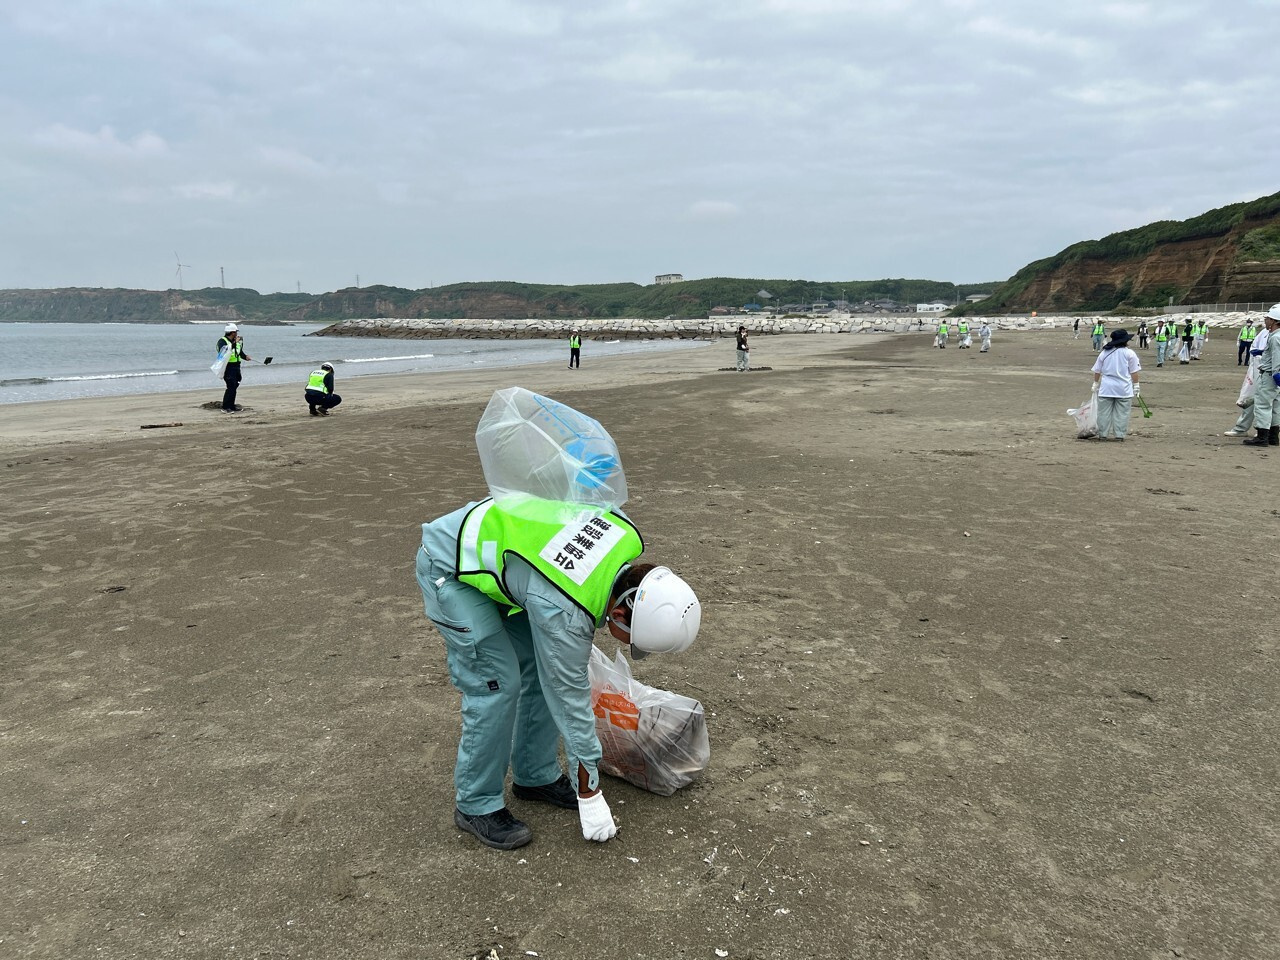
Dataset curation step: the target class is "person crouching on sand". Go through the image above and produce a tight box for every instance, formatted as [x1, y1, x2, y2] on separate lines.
[305, 362, 342, 416]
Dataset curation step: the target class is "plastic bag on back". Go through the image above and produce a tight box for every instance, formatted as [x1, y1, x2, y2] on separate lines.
[475, 387, 627, 515]
[589, 646, 709, 796]
[212, 345, 229, 380]
[1068, 387, 1099, 438]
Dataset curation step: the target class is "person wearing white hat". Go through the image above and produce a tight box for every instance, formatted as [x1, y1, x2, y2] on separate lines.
[215, 323, 254, 413]
[568, 329, 582, 369]
[414, 500, 701, 850]
[1243, 304, 1280, 447]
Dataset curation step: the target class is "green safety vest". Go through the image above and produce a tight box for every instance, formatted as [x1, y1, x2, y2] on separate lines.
[958, 323, 968, 334]
[570, 335, 581, 349]
[456, 499, 643, 621]
[1241, 324, 1255, 341]
[938, 323, 948, 334]
[1092, 323, 1104, 335]
[1156, 327, 1169, 342]
[307, 369, 329, 393]
[219, 337, 244, 364]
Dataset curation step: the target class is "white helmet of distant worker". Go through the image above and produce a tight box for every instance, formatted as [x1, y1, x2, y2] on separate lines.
[615, 566, 701, 659]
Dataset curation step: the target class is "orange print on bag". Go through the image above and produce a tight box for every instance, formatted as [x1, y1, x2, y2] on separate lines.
[593, 692, 640, 731]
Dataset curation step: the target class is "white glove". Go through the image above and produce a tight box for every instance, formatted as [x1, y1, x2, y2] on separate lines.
[578, 790, 617, 842]
[1133, 384, 1141, 397]
[1091, 381, 1099, 392]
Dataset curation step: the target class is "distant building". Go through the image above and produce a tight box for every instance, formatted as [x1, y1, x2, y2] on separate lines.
[916, 301, 949, 313]
[655, 273, 684, 285]
[965, 293, 990, 303]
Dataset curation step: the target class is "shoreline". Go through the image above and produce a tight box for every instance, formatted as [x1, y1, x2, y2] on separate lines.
[0, 332, 885, 451]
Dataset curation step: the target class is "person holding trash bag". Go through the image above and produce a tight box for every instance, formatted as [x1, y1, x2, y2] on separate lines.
[979, 321, 992, 353]
[414, 504, 702, 850]
[216, 323, 254, 413]
[1243, 304, 1280, 447]
[304, 362, 341, 416]
[1091, 328, 1141, 441]
[735, 325, 750, 371]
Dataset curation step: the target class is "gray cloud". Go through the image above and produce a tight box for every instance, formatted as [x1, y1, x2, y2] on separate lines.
[2, 0, 1276, 292]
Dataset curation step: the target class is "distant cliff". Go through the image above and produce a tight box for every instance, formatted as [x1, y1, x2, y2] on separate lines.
[961, 191, 1280, 314]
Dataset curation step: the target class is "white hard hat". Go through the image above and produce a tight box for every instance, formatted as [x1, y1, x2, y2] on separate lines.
[621, 566, 701, 659]
[1266, 304, 1280, 322]
[224, 323, 238, 333]
[320, 361, 334, 371]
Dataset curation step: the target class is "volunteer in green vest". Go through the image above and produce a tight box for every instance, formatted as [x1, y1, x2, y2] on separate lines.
[1154, 320, 1171, 367]
[216, 323, 254, 413]
[1091, 320, 1106, 352]
[414, 498, 702, 849]
[936, 319, 948, 348]
[568, 329, 582, 369]
[1239, 320, 1256, 366]
[957, 320, 970, 349]
[303, 362, 341, 416]
[1191, 319, 1207, 360]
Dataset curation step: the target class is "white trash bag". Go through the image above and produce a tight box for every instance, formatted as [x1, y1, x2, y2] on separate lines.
[1238, 363, 1258, 407]
[589, 646, 709, 796]
[212, 344, 229, 380]
[1068, 386, 1099, 439]
[475, 387, 627, 512]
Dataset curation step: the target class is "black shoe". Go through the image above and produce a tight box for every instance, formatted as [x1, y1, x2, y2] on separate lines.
[309, 405, 319, 416]
[1270, 426, 1279, 447]
[319, 408, 330, 416]
[513, 775, 579, 810]
[454, 807, 533, 850]
[1243, 429, 1270, 446]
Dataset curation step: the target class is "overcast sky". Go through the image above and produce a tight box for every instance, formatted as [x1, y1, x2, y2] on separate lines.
[2, 1, 1276, 294]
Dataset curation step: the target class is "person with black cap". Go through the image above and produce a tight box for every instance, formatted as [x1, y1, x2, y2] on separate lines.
[414, 502, 701, 850]
[1091, 328, 1141, 441]
[304, 362, 341, 416]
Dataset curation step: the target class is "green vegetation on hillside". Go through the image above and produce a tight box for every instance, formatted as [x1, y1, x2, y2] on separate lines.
[1236, 224, 1280, 263]
[953, 190, 1280, 315]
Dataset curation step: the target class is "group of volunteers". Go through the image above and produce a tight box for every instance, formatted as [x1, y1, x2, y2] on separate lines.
[1080, 304, 1280, 445]
[933, 319, 993, 353]
[214, 323, 342, 417]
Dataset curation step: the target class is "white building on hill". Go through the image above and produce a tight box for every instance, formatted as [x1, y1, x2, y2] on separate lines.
[655, 273, 684, 285]
[916, 301, 950, 313]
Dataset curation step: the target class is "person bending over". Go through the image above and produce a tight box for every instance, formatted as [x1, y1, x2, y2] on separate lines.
[414, 498, 701, 849]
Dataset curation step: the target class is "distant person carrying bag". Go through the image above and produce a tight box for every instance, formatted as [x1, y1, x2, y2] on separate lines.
[735, 326, 750, 371]
[216, 323, 253, 414]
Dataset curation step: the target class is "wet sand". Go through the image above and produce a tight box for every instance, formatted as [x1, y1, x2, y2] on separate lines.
[3, 330, 1277, 960]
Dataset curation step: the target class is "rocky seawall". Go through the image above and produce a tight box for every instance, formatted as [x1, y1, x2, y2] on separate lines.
[309, 316, 1057, 340]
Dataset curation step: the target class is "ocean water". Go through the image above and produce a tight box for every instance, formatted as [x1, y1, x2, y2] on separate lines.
[0, 323, 710, 405]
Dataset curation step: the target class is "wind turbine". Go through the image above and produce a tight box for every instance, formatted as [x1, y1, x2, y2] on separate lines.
[174, 252, 192, 290]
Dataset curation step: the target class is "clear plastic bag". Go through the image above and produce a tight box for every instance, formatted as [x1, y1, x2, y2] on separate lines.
[212, 345, 229, 380]
[1068, 387, 1099, 438]
[1238, 363, 1258, 406]
[475, 387, 627, 513]
[589, 646, 709, 796]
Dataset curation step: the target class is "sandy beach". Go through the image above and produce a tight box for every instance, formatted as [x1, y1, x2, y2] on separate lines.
[3, 329, 1277, 960]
